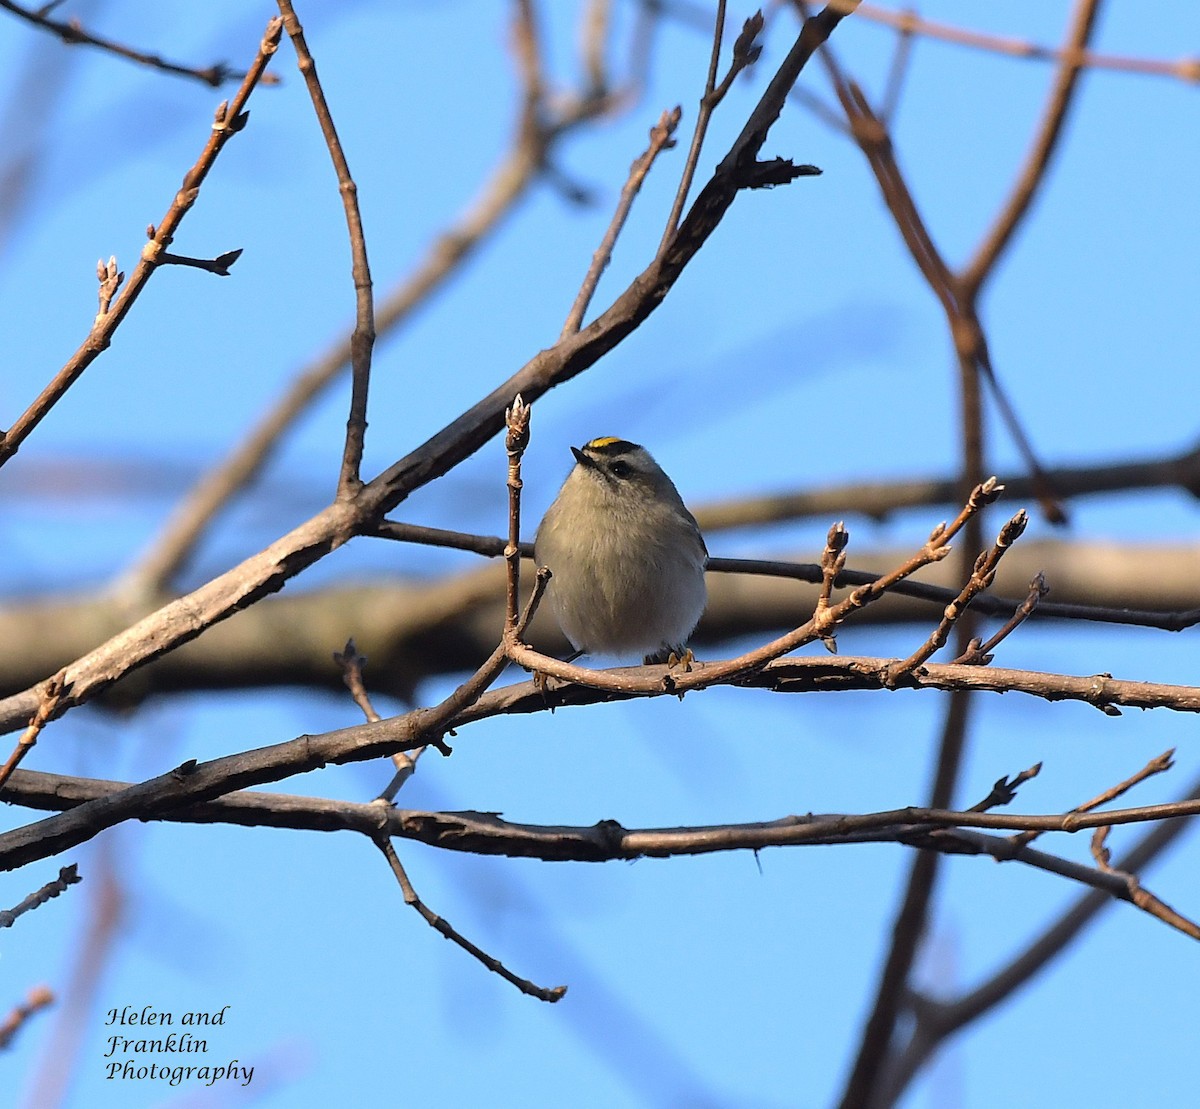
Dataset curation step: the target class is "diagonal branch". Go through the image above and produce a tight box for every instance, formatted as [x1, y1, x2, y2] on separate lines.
[117, 2, 623, 596]
[0, 0, 274, 87]
[0, 17, 284, 468]
[0, 4, 843, 736]
[562, 105, 681, 336]
[1011, 748, 1176, 849]
[961, 0, 1104, 296]
[884, 771, 1200, 1103]
[846, 2, 1199, 85]
[888, 511, 1028, 680]
[0, 672, 68, 791]
[373, 834, 566, 1002]
[0, 863, 81, 927]
[0, 985, 54, 1050]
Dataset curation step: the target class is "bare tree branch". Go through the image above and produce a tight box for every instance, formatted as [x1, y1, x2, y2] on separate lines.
[277, 0, 375, 497]
[0, 0, 277, 86]
[0, 985, 54, 1051]
[116, 2, 626, 597]
[0, 862, 80, 928]
[3, 650, 1199, 873]
[374, 834, 566, 1002]
[0, 5, 844, 736]
[884, 772, 1200, 1102]
[2, 536, 1199, 710]
[694, 439, 1200, 528]
[7, 768, 1199, 945]
[562, 105, 681, 335]
[13, 766, 1200, 848]
[0, 18, 283, 468]
[847, 2, 1200, 86]
[962, 0, 1104, 296]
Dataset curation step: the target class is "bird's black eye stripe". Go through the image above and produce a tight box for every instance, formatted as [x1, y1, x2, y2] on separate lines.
[609, 460, 632, 478]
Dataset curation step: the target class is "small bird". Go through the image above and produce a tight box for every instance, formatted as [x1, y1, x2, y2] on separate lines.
[535, 437, 707, 664]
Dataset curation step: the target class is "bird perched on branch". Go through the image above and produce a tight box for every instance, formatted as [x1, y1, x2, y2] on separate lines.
[535, 437, 707, 664]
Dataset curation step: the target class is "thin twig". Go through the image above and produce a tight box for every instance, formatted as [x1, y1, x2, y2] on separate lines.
[659, 4, 765, 248]
[877, 4, 915, 123]
[0, 0, 276, 86]
[0, 863, 81, 927]
[1087, 826, 1198, 938]
[813, 521, 848, 651]
[334, 639, 428, 793]
[889, 778, 1200, 1101]
[334, 639, 382, 724]
[374, 625, 526, 804]
[953, 572, 1049, 665]
[561, 105, 681, 336]
[966, 762, 1042, 813]
[0, 18, 283, 468]
[0, 985, 54, 1050]
[971, 336, 1066, 524]
[95, 256, 122, 314]
[888, 510, 1028, 680]
[156, 248, 244, 275]
[277, 0, 375, 498]
[961, 0, 1104, 296]
[373, 835, 566, 1002]
[116, 4, 622, 596]
[846, 2, 1200, 85]
[0, 673, 69, 791]
[1011, 748, 1176, 849]
[938, 826, 1199, 940]
[504, 395, 531, 631]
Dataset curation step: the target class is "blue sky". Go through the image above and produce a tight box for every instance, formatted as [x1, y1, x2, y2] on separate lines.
[2, 3, 1199, 1106]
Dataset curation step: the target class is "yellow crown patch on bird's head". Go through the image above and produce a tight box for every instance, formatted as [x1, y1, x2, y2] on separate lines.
[583, 436, 634, 453]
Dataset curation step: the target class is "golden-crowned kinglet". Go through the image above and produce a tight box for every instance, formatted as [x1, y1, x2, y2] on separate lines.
[535, 437, 707, 663]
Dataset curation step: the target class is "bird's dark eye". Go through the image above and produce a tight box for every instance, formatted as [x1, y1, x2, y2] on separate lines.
[610, 460, 632, 478]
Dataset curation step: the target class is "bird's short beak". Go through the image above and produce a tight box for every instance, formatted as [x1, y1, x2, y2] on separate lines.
[571, 445, 592, 468]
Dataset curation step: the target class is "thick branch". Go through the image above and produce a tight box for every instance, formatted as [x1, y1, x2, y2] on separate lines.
[0, 7, 841, 734]
[2, 539, 1198, 706]
[2, 652, 1199, 871]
